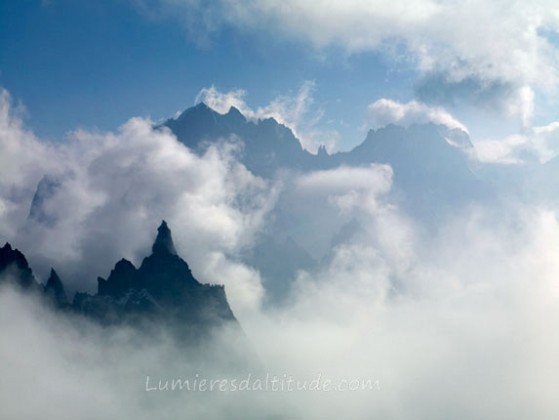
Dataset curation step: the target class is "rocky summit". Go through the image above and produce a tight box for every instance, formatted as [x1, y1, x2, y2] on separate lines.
[76, 220, 237, 337]
[0, 221, 238, 341]
[0, 242, 38, 291]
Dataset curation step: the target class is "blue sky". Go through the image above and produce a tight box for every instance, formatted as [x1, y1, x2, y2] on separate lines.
[1, 0, 559, 153]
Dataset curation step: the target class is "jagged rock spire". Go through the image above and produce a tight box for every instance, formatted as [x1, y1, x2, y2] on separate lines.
[98, 258, 138, 297]
[0, 242, 36, 289]
[152, 220, 177, 255]
[44, 268, 68, 305]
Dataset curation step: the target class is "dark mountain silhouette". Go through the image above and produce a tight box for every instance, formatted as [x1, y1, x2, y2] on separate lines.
[75, 220, 237, 337]
[160, 104, 486, 214]
[159, 103, 321, 177]
[24, 104, 489, 306]
[337, 123, 488, 220]
[338, 123, 475, 183]
[157, 104, 491, 301]
[160, 103, 476, 183]
[25, 103, 484, 232]
[44, 268, 68, 307]
[98, 258, 138, 298]
[0, 242, 38, 290]
[1, 221, 238, 340]
[28, 175, 61, 225]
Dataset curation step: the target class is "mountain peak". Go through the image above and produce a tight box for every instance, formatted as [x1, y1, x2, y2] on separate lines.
[194, 101, 211, 111]
[152, 220, 177, 255]
[0, 242, 36, 289]
[225, 106, 247, 124]
[227, 105, 242, 115]
[44, 268, 68, 306]
[317, 145, 328, 157]
[171, 101, 215, 125]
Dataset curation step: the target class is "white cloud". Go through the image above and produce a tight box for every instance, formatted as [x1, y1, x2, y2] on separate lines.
[473, 121, 559, 164]
[506, 85, 536, 128]
[296, 164, 394, 216]
[196, 81, 339, 153]
[5, 203, 559, 419]
[0, 89, 61, 239]
[4, 86, 559, 418]
[0, 284, 260, 420]
[5, 199, 559, 419]
[147, 0, 559, 124]
[367, 98, 468, 132]
[237, 203, 559, 419]
[472, 134, 529, 165]
[194, 86, 249, 115]
[0, 88, 276, 316]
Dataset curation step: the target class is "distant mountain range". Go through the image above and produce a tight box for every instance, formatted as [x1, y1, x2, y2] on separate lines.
[23, 103, 497, 306]
[160, 103, 489, 220]
[0, 221, 238, 341]
[160, 102, 476, 183]
[157, 103, 493, 303]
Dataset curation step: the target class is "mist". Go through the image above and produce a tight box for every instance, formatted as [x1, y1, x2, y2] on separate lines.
[1, 87, 559, 419]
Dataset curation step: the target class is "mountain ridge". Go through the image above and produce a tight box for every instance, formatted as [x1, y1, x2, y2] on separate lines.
[160, 102, 475, 178]
[160, 103, 485, 222]
[0, 221, 238, 340]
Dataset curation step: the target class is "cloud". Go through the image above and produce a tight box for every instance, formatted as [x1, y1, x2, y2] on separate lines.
[194, 86, 249, 115]
[232, 201, 559, 419]
[0, 88, 275, 316]
[415, 75, 537, 127]
[0, 283, 261, 420]
[195, 81, 339, 153]
[0, 89, 61, 239]
[296, 165, 393, 197]
[143, 0, 559, 124]
[472, 121, 559, 164]
[5, 200, 559, 418]
[3, 86, 559, 418]
[366, 98, 468, 132]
